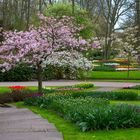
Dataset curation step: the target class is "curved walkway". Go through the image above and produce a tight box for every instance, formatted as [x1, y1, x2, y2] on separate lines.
[0, 106, 63, 140]
[0, 80, 139, 88]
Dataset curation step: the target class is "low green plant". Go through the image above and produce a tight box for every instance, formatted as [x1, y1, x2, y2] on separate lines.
[24, 94, 140, 131]
[131, 85, 140, 90]
[86, 91, 139, 101]
[41, 90, 139, 101]
[93, 65, 116, 71]
[51, 91, 139, 101]
[74, 83, 94, 89]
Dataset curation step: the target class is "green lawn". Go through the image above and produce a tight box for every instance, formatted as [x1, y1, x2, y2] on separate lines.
[111, 100, 140, 105]
[0, 87, 12, 94]
[15, 102, 140, 140]
[0, 86, 38, 94]
[85, 71, 140, 80]
[87, 79, 140, 83]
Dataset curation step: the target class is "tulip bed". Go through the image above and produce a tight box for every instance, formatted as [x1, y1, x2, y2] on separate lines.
[0, 86, 42, 104]
[0, 83, 95, 104]
[24, 92, 140, 131]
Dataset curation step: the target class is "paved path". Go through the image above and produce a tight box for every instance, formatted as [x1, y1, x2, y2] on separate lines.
[0, 106, 63, 140]
[0, 80, 139, 88]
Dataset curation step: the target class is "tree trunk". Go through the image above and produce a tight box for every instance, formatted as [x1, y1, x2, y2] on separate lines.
[127, 55, 130, 79]
[26, 0, 30, 30]
[72, 0, 75, 14]
[39, 0, 42, 12]
[37, 64, 43, 93]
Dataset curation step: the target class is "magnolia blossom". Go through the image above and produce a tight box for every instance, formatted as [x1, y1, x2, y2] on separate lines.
[0, 14, 91, 72]
[91, 37, 101, 49]
[115, 26, 140, 58]
[43, 51, 93, 70]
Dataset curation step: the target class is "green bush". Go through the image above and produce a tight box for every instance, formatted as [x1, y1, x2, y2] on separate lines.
[24, 94, 140, 131]
[74, 83, 94, 89]
[0, 63, 35, 81]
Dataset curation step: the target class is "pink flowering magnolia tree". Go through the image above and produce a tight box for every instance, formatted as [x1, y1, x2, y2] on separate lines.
[0, 14, 93, 92]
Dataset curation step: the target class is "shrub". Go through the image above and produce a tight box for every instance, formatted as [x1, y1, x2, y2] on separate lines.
[74, 83, 94, 89]
[0, 63, 34, 81]
[24, 94, 140, 131]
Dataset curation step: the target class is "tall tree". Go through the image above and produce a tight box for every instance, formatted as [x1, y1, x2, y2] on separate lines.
[98, 0, 133, 59]
[0, 14, 92, 92]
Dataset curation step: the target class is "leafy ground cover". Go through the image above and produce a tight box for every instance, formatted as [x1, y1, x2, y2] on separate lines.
[0, 83, 96, 104]
[111, 101, 140, 105]
[85, 71, 140, 80]
[116, 89, 140, 95]
[112, 88, 140, 105]
[72, 91, 140, 100]
[15, 102, 140, 140]
[24, 92, 140, 131]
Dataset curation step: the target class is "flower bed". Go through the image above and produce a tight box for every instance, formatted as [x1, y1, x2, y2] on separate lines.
[61, 91, 139, 101]
[24, 93, 140, 131]
[0, 86, 43, 104]
[8, 86, 27, 90]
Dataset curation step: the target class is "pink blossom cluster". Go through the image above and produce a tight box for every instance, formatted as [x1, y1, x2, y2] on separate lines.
[0, 14, 89, 72]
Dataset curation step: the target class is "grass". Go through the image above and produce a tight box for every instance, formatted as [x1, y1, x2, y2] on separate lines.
[15, 102, 140, 140]
[85, 71, 140, 80]
[0, 86, 38, 94]
[87, 79, 140, 83]
[111, 100, 140, 105]
[0, 87, 11, 94]
[116, 89, 140, 95]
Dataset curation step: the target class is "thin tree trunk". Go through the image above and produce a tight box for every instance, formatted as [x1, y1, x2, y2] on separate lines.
[26, 0, 30, 30]
[127, 55, 130, 79]
[72, 0, 75, 14]
[37, 64, 43, 93]
[49, 0, 53, 5]
[39, 0, 42, 12]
